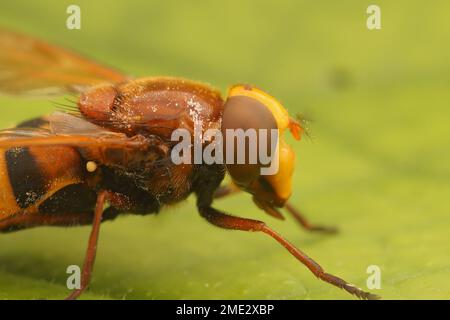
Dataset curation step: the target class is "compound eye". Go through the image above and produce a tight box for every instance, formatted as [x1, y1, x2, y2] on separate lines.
[221, 95, 278, 187]
[78, 84, 118, 122]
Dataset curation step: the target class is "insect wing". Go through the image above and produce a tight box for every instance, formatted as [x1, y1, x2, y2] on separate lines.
[0, 113, 145, 150]
[0, 28, 129, 96]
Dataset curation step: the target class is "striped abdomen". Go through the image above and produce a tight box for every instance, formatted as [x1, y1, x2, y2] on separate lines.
[0, 145, 94, 231]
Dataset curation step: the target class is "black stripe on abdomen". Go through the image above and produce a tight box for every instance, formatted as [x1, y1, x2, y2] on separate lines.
[5, 147, 48, 209]
[39, 184, 97, 215]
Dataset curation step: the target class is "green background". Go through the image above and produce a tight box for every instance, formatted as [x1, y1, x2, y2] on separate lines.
[0, 0, 449, 299]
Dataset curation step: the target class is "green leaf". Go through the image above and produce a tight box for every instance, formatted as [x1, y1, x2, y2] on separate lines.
[0, 0, 449, 300]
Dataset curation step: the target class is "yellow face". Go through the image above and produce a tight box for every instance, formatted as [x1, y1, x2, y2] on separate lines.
[224, 84, 303, 206]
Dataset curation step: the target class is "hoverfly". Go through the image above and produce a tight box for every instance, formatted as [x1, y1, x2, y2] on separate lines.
[0, 28, 378, 300]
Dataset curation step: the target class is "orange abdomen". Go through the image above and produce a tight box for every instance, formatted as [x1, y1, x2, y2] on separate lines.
[0, 146, 86, 220]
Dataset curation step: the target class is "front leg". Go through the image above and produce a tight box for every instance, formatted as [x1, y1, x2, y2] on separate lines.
[284, 202, 338, 234]
[214, 184, 337, 234]
[197, 205, 379, 300]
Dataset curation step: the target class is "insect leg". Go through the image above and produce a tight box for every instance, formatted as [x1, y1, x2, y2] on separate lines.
[214, 186, 337, 233]
[284, 203, 338, 234]
[65, 191, 109, 300]
[198, 206, 379, 300]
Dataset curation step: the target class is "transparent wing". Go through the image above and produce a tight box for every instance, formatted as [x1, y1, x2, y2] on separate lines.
[0, 112, 145, 149]
[0, 28, 129, 96]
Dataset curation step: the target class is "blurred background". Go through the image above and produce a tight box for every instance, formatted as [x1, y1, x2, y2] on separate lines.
[0, 0, 449, 299]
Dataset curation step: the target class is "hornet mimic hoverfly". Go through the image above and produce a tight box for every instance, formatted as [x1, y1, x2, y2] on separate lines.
[0, 28, 378, 300]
